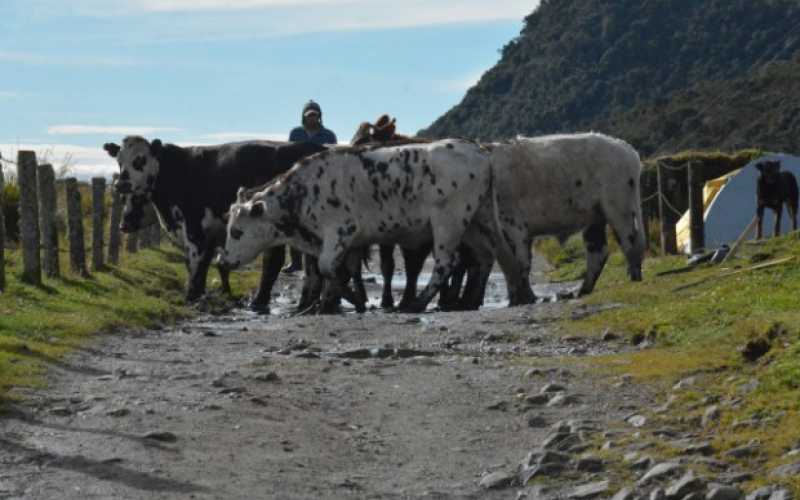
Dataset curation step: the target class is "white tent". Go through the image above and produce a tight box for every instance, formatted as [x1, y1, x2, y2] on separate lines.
[676, 153, 800, 253]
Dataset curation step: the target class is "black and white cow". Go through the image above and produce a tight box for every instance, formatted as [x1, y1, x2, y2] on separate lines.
[218, 139, 497, 313]
[103, 136, 327, 306]
[487, 133, 646, 304]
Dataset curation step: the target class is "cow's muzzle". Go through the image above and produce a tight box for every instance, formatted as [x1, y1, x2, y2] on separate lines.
[215, 249, 239, 271]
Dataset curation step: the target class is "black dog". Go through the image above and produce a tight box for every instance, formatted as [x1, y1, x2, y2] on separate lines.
[755, 160, 799, 239]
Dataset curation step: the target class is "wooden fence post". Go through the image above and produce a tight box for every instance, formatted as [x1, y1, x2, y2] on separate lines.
[688, 162, 706, 254]
[642, 211, 650, 251]
[37, 163, 60, 278]
[65, 178, 88, 277]
[0, 164, 6, 292]
[127, 231, 139, 254]
[657, 162, 678, 255]
[108, 174, 123, 265]
[91, 177, 106, 271]
[17, 151, 41, 285]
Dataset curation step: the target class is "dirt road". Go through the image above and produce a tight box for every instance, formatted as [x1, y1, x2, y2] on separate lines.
[0, 267, 653, 500]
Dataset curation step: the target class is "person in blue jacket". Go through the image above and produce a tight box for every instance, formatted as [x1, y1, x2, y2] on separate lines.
[283, 100, 338, 273]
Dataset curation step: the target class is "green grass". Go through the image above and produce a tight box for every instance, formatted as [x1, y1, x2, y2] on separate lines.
[0, 244, 263, 403]
[542, 233, 800, 492]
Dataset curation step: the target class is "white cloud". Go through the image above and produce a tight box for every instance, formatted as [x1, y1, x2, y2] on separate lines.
[48, 125, 183, 136]
[65, 0, 536, 38]
[0, 143, 117, 180]
[135, 0, 344, 11]
[0, 50, 147, 68]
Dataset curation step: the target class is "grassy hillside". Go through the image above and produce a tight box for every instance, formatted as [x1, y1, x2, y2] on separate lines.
[422, 0, 800, 157]
[546, 234, 800, 492]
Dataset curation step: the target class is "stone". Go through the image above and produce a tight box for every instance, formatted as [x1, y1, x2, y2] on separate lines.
[707, 486, 744, 500]
[542, 432, 581, 451]
[673, 377, 696, 390]
[638, 463, 683, 486]
[601, 329, 619, 341]
[725, 443, 760, 459]
[519, 463, 565, 484]
[523, 449, 570, 467]
[568, 481, 610, 499]
[665, 471, 705, 500]
[541, 383, 567, 393]
[546, 393, 571, 407]
[770, 461, 800, 477]
[141, 431, 178, 443]
[106, 408, 130, 418]
[768, 489, 793, 500]
[627, 414, 648, 428]
[737, 379, 760, 394]
[746, 486, 775, 500]
[50, 406, 72, 416]
[487, 401, 509, 411]
[656, 395, 678, 414]
[527, 414, 548, 428]
[612, 488, 636, 500]
[702, 406, 721, 427]
[525, 394, 551, 406]
[253, 372, 280, 382]
[651, 488, 666, 500]
[525, 368, 544, 378]
[717, 473, 752, 484]
[683, 493, 705, 500]
[479, 471, 515, 490]
[577, 455, 604, 472]
[683, 442, 714, 456]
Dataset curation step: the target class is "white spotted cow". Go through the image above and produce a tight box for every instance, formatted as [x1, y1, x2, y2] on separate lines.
[486, 132, 646, 305]
[103, 136, 327, 306]
[218, 139, 497, 313]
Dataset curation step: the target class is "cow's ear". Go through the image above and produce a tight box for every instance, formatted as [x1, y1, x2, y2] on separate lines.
[150, 139, 163, 156]
[756, 163, 765, 172]
[103, 142, 121, 158]
[249, 201, 266, 218]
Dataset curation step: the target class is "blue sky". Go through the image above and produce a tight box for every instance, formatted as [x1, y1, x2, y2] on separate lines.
[0, 0, 538, 179]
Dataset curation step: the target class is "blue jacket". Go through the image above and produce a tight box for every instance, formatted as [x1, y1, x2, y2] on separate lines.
[289, 126, 338, 145]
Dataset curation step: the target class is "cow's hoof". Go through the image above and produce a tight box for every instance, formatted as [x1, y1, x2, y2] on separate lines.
[380, 298, 394, 309]
[249, 301, 271, 315]
[399, 301, 427, 314]
[318, 303, 343, 315]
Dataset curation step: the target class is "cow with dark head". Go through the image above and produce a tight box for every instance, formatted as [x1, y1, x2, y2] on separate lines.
[104, 136, 327, 307]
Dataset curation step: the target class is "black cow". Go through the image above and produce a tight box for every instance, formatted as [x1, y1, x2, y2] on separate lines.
[756, 160, 799, 239]
[103, 136, 327, 308]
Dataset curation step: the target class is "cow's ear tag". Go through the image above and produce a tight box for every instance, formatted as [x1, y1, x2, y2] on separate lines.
[250, 202, 265, 217]
[237, 187, 247, 204]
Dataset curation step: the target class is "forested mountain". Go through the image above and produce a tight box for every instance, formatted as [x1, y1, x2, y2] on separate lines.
[421, 0, 800, 156]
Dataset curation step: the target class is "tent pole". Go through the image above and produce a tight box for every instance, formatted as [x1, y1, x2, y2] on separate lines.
[657, 162, 678, 255]
[688, 161, 705, 254]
